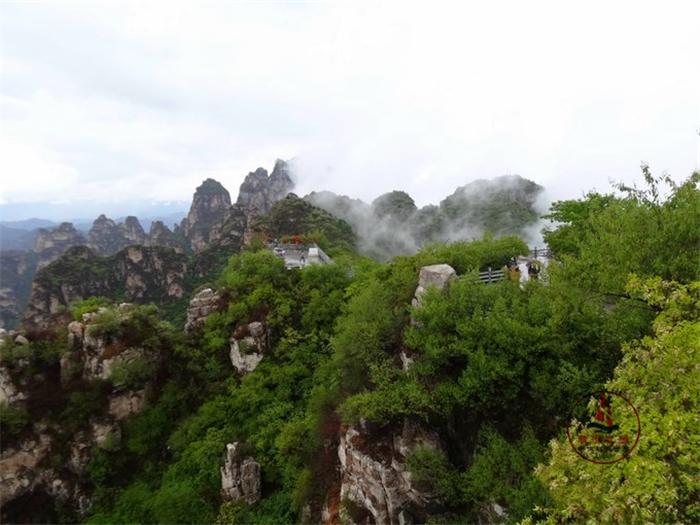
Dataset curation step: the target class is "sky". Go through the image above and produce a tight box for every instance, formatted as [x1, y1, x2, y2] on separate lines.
[0, 0, 698, 221]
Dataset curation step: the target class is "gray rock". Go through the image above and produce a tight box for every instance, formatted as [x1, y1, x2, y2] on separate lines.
[229, 321, 268, 374]
[13, 334, 29, 345]
[220, 442, 261, 505]
[184, 288, 223, 334]
[337, 420, 442, 524]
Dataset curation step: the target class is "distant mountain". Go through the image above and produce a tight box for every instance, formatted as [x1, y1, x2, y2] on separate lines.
[0, 218, 57, 230]
[306, 174, 545, 260]
[0, 226, 39, 251]
[0, 200, 189, 223]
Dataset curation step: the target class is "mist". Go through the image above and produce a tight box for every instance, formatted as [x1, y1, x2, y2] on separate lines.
[305, 174, 549, 260]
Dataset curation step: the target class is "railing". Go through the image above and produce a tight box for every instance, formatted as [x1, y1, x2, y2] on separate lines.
[477, 267, 506, 283]
[529, 246, 553, 259]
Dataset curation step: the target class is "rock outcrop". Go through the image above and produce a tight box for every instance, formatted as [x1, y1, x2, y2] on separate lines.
[0, 251, 38, 329]
[184, 288, 223, 334]
[148, 221, 184, 253]
[0, 424, 92, 521]
[87, 215, 150, 255]
[411, 264, 457, 310]
[23, 246, 187, 329]
[336, 420, 442, 524]
[229, 321, 268, 374]
[87, 215, 122, 255]
[119, 216, 147, 246]
[236, 160, 294, 219]
[178, 179, 232, 252]
[63, 305, 159, 384]
[220, 442, 261, 505]
[33, 222, 85, 268]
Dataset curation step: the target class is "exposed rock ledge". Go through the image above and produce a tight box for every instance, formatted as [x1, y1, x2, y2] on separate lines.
[220, 442, 261, 505]
[229, 321, 268, 374]
[337, 420, 442, 524]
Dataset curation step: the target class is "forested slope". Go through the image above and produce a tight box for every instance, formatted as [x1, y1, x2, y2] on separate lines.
[1, 170, 697, 524]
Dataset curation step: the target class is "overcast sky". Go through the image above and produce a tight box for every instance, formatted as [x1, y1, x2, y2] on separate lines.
[1, 1, 698, 220]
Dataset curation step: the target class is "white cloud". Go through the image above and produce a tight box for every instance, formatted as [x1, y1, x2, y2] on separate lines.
[0, 0, 698, 218]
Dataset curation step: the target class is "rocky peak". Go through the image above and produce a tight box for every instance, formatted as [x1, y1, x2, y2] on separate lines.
[236, 160, 294, 218]
[119, 216, 146, 246]
[148, 221, 183, 253]
[87, 215, 123, 255]
[22, 245, 187, 330]
[179, 179, 232, 252]
[34, 222, 85, 268]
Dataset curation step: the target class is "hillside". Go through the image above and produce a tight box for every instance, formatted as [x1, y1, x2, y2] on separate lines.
[1, 170, 697, 523]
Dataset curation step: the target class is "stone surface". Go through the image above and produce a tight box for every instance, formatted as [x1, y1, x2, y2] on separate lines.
[220, 442, 261, 505]
[34, 222, 86, 268]
[0, 251, 38, 330]
[0, 365, 26, 405]
[337, 420, 442, 524]
[108, 389, 146, 420]
[179, 178, 232, 252]
[229, 321, 268, 374]
[0, 429, 91, 519]
[23, 245, 187, 329]
[184, 288, 223, 334]
[411, 264, 457, 311]
[120, 216, 147, 246]
[148, 220, 184, 253]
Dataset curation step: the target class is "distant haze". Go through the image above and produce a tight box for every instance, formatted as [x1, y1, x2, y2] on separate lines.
[1, 1, 698, 220]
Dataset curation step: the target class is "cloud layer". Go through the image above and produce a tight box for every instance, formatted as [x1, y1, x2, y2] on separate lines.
[1, 1, 698, 217]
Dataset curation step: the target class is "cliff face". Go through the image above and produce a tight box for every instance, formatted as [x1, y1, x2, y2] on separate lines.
[147, 221, 184, 253]
[0, 304, 166, 522]
[23, 246, 187, 329]
[236, 160, 294, 219]
[119, 216, 147, 246]
[88, 215, 152, 255]
[34, 222, 86, 268]
[178, 179, 232, 252]
[0, 251, 38, 329]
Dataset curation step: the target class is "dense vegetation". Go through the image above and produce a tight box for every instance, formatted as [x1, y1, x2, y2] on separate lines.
[1, 169, 697, 524]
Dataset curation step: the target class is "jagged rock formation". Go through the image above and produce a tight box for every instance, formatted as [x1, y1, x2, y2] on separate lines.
[148, 220, 184, 253]
[23, 246, 187, 329]
[120, 216, 147, 246]
[87, 215, 122, 254]
[34, 222, 86, 268]
[335, 420, 442, 524]
[178, 179, 232, 252]
[220, 442, 261, 505]
[88, 215, 150, 255]
[0, 307, 160, 521]
[184, 288, 224, 334]
[0, 426, 92, 520]
[63, 305, 160, 384]
[0, 251, 37, 329]
[236, 160, 294, 239]
[229, 321, 268, 374]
